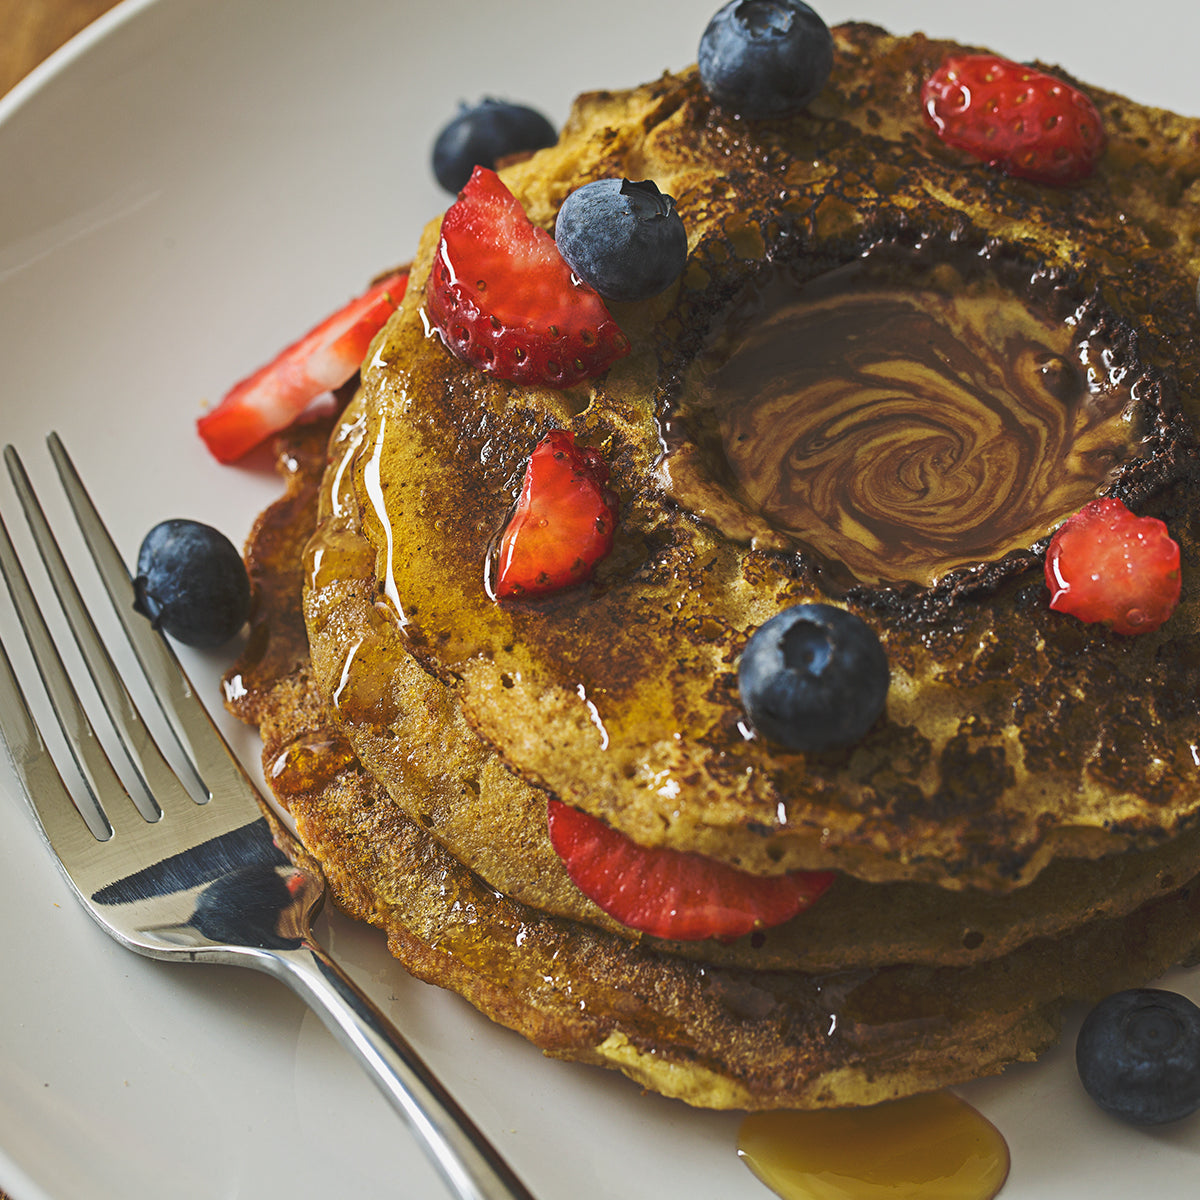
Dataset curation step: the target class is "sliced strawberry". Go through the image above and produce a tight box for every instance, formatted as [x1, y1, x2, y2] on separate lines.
[425, 166, 629, 388]
[494, 430, 618, 599]
[546, 798, 835, 941]
[198, 271, 408, 464]
[1045, 497, 1181, 635]
[922, 54, 1106, 185]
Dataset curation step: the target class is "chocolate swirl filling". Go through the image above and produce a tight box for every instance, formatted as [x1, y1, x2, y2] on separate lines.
[659, 246, 1148, 589]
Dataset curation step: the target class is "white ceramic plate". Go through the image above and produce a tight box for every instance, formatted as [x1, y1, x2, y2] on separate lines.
[2, 1, 1199, 1197]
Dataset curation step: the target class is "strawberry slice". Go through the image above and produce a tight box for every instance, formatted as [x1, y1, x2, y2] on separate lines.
[426, 166, 629, 388]
[197, 270, 408, 464]
[922, 54, 1106, 186]
[494, 429, 618, 598]
[546, 798, 835, 941]
[1045, 497, 1181, 635]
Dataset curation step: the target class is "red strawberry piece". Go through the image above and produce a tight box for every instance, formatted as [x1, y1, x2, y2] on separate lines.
[425, 166, 629, 388]
[546, 799, 834, 941]
[197, 270, 408, 464]
[1045, 497, 1181, 635]
[922, 54, 1106, 185]
[494, 429, 618, 599]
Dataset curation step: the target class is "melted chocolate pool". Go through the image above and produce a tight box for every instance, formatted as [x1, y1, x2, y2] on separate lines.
[660, 247, 1147, 589]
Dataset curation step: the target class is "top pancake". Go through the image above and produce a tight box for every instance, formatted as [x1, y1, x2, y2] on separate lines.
[308, 22, 1200, 891]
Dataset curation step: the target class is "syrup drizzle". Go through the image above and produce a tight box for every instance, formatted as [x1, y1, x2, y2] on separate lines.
[737, 1091, 1010, 1200]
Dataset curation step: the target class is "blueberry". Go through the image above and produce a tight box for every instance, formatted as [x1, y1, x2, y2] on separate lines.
[431, 98, 557, 193]
[133, 519, 250, 649]
[698, 0, 834, 118]
[554, 179, 688, 302]
[1076, 988, 1200, 1125]
[737, 603, 888, 752]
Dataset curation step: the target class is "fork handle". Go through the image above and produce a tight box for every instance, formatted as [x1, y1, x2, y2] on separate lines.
[261, 939, 539, 1200]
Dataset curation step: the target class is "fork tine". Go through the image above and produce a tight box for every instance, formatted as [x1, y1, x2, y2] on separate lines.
[47, 433, 263, 812]
[0, 634, 118, 901]
[4, 445, 201, 821]
[0, 505, 133, 838]
[0, 450, 275, 888]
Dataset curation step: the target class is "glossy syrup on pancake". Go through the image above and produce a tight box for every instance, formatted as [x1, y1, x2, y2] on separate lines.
[660, 238, 1146, 590]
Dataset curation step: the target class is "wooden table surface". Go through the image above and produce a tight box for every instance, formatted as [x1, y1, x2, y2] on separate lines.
[2, 5, 122, 1197]
[0, 0, 121, 98]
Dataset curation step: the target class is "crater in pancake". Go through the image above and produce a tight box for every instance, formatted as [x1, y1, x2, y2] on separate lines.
[658, 236, 1152, 592]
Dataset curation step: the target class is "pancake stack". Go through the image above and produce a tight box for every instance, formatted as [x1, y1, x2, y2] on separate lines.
[226, 22, 1200, 1110]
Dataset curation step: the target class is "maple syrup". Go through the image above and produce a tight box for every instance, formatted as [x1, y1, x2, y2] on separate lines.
[268, 733, 358, 799]
[737, 1091, 1009, 1200]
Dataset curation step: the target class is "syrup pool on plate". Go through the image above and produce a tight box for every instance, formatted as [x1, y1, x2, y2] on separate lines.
[737, 1090, 1010, 1200]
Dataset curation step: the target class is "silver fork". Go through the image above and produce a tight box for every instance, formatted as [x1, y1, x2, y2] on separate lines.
[0, 434, 537, 1200]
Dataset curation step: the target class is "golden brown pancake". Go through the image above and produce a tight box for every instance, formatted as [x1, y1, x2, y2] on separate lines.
[306, 23, 1200, 896]
[301, 409, 1200, 972]
[227, 417, 1200, 1109]
[224, 22, 1200, 1109]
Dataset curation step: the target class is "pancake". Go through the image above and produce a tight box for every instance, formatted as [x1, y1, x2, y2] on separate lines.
[226, 416, 1200, 1109]
[307, 22, 1200, 897]
[222, 20, 1200, 1110]
[303, 413, 1200, 973]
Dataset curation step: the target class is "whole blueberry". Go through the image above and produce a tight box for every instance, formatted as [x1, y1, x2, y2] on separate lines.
[1076, 989, 1200, 1125]
[698, 0, 834, 118]
[555, 179, 688, 302]
[431, 98, 557, 193]
[737, 603, 888, 752]
[133, 519, 251, 649]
